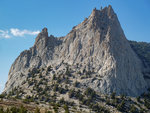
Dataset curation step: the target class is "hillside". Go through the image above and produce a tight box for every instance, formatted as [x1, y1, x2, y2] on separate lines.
[1, 5, 150, 113]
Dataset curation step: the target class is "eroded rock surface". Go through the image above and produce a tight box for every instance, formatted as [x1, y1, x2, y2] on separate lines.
[4, 5, 148, 96]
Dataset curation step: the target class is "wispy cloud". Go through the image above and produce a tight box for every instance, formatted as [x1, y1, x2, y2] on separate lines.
[0, 28, 40, 39]
[10, 28, 40, 37]
[0, 30, 10, 38]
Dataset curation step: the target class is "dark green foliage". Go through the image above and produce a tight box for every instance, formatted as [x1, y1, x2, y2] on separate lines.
[89, 103, 110, 113]
[144, 99, 150, 109]
[23, 95, 34, 103]
[106, 98, 111, 105]
[56, 77, 62, 83]
[85, 70, 92, 76]
[47, 65, 52, 72]
[130, 105, 137, 113]
[36, 86, 43, 93]
[0, 106, 27, 113]
[10, 106, 20, 113]
[83, 69, 86, 73]
[63, 104, 69, 113]
[20, 73, 25, 77]
[35, 107, 40, 113]
[73, 81, 80, 87]
[52, 74, 56, 80]
[53, 84, 59, 92]
[0, 94, 5, 98]
[82, 97, 92, 105]
[111, 92, 116, 99]
[112, 98, 119, 106]
[19, 105, 27, 113]
[21, 80, 26, 85]
[129, 41, 150, 67]
[59, 97, 65, 104]
[58, 87, 66, 94]
[29, 68, 40, 76]
[0, 107, 4, 113]
[6, 108, 10, 113]
[39, 73, 42, 78]
[65, 67, 71, 76]
[68, 89, 75, 98]
[38, 79, 43, 85]
[137, 96, 141, 103]
[7, 87, 24, 98]
[64, 77, 70, 84]
[84, 87, 96, 99]
[28, 80, 34, 86]
[120, 94, 125, 100]
[117, 100, 125, 111]
[68, 89, 83, 100]
[53, 104, 59, 113]
[46, 111, 52, 113]
[53, 84, 66, 94]
[77, 71, 81, 75]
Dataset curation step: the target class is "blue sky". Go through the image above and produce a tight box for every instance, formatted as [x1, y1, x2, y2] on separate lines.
[0, 0, 150, 93]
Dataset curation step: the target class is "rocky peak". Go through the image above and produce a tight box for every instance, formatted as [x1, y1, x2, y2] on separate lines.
[35, 28, 48, 45]
[81, 5, 116, 32]
[107, 5, 115, 17]
[34, 27, 49, 49]
[4, 5, 149, 96]
[42, 27, 48, 33]
[90, 5, 115, 19]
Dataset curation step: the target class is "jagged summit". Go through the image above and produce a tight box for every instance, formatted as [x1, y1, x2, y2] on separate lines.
[91, 5, 115, 17]
[4, 5, 149, 96]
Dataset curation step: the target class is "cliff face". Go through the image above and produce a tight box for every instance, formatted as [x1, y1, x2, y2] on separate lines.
[4, 5, 148, 96]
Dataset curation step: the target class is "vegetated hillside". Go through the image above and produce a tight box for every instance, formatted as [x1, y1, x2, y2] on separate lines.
[2, 5, 150, 113]
[4, 5, 148, 97]
[1, 43, 150, 113]
[1, 65, 150, 113]
[129, 41, 150, 68]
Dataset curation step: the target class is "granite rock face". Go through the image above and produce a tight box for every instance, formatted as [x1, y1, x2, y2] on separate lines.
[4, 5, 148, 96]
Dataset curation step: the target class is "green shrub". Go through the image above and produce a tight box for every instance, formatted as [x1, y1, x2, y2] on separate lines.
[35, 107, 40, 113]
[120, 94, 125, 100]
[74, 81, 80, 87]
[19, 105, 27, 113]
[47, 65, 52, 72]
[0, 107, 4, 113]
[52, 74, 56, 80]
[68, 89, 75, 98]
[23, 95, 34, 103]
[84, 87, 96, 99]
[130, 105, 137, 113]
[144, 99, 150, 109]
[117, 100, 125, 111]
[63, 104, 69, 113]
[0, 94, 5, 98]
[136, 96, 141, 103]
[111, 92, 116, 99]
[53, 84, 59, 92]
[46, 111, 52, 113]
[10, 106, 20, 113]
[65, 67, 71, 76]
[53, 104, 59, 113]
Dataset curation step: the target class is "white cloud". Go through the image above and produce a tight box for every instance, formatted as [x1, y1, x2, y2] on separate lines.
[0, 28, 40, 38]
[10, 28, 40, 37]
[0, 30, 10, 38]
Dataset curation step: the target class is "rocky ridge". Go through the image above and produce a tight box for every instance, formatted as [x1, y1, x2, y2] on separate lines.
[4, 5, 150, 97]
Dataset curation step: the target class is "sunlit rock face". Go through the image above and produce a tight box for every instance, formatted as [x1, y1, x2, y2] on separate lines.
[4, 5, 148, 96]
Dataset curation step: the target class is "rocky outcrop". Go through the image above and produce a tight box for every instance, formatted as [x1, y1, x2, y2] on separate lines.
[4, 5, 149, 96]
